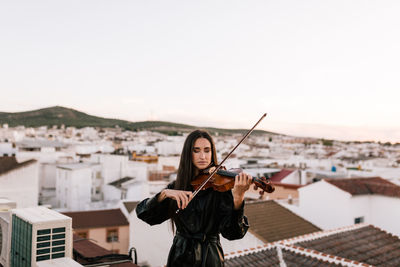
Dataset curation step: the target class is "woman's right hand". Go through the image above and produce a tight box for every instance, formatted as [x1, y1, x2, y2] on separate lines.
[157, 189, 193, 209]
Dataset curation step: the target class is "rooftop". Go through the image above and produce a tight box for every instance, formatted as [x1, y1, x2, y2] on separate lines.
[63, 209, 129, 229]
[245, 200, 321, 243]
[16, 139, 66, 148]
[0, 156, 36, 176]
[226, 224, 400, 267]
[73, 234, 138, 266]
[325, 177, 400, 198]
[269, 169, 295, 182]
[57, 162, 99, 171]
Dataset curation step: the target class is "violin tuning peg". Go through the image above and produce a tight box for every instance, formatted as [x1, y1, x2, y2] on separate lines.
[259, 190, 265, 196]
[253, 185, 258, 190]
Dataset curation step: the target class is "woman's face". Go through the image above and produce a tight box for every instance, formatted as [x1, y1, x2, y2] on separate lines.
[192, 137, 212, 170]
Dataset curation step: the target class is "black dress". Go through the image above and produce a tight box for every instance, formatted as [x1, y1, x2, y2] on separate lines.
[135, 182, 249, 267]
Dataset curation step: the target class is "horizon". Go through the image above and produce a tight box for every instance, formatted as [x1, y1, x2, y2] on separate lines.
[1, 105, 399, 144]
[1, 1, 400, 143]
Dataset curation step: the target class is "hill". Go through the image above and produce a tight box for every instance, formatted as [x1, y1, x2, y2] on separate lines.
[0, 106, 276, 136]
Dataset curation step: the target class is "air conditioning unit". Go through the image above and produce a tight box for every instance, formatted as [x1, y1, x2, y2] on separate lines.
[10, 207, 72, 267]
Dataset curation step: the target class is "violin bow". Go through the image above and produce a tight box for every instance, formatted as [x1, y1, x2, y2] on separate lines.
[176, 113, 267, 214]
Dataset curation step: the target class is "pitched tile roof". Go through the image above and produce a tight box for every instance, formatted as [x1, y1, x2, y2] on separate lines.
[225, 247, 280, 267]
[226, 246, 346, 267]
[73, 234, 138, 266]
[63, 209, 129, 229]
[245, 200, 321, 243]
[295, 225, 400, 267]
[0, 156, 36, 176]
[269, 169, 295, 182]
[325, 177, 400, 198]
[226, 224, 400, 267]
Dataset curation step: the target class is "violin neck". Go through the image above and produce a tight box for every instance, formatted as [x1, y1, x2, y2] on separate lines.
[217, 169, 257, 182]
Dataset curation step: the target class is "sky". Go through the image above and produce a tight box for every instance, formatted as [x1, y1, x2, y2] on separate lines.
[1, 1, 400, 142]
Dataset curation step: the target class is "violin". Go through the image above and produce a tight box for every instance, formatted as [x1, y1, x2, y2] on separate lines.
[191, 167, 275, 195]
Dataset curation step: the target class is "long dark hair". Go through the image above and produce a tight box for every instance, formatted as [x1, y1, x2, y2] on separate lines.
[174, 130, 218, 190]
[169, 130, 218, 229]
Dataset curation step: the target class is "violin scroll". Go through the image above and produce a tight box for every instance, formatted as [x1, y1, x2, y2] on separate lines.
[253, 176, 275, 195]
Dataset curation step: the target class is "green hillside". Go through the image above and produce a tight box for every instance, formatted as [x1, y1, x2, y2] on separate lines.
[0, 106, 276, 135]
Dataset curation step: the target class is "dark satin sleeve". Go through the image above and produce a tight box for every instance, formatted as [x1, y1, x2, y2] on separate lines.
[218, 190, 249, 240]
[135, 182, 174, 226]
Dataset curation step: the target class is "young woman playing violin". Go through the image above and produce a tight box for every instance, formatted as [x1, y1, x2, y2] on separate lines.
[136, 130, 253, 267]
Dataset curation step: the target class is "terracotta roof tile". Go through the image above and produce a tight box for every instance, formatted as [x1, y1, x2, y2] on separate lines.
[225, 247, 280, 267]
[295, 225, 400, 267]
[63, 209, 129, 229]
[269, 169, 295, 182]
[225, 247, 344, 267]
[245, 200, 321, 243]
[325, 177, 400, 198]
[0, 156, 36, 176]
[73, 234, 138, 266]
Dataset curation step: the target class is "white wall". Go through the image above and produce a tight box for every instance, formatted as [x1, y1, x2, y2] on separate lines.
[130, 211, 173, 267]
[220, 231, 264, 255]
[281, 171, 301, 184]
[126, 182, 150, 201]
[56, 167, 91, 211]
[90, 154, 129, 184]
[370, 195, 400, 237]
[298, 180, 400, 237]
[298, 180, 352, 229]
[0, 162, 39, 208]
[40, 163, 57, 189]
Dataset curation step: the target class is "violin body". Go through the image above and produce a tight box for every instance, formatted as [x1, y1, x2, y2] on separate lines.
[191, 168, 275, 194]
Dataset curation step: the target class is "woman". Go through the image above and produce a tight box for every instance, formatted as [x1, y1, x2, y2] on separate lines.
[136, 130, 252, 267]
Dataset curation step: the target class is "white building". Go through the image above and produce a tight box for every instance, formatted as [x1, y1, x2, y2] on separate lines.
[0, 157, 39, 208]
[297, 177, 400, 236]
[0, 142, 16, 157]
[56, 163, 93, 211]
[88, 154, 131, 184]
[16, 139, 69, 164]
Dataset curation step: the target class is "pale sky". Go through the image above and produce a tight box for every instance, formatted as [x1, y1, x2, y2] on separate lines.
[1, 1, 400, 142]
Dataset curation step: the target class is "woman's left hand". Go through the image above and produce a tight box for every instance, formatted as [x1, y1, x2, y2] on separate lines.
[232, 172, 252, 210]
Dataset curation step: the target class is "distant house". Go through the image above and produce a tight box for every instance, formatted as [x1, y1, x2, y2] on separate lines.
[269, 169, 298, 184]
[73, 234, 139, 266]
[225, 223, 400, 267]
[245, 168, 302, 200]
[63, 209, 130, 254]
[0, 156, 38, 208]
[297, 177, 400, 236]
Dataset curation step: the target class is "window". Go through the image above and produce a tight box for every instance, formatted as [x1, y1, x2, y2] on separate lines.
[354, 216, 364, 224]
[76, 231, 88, 239]
[106, 229, 118, 242]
